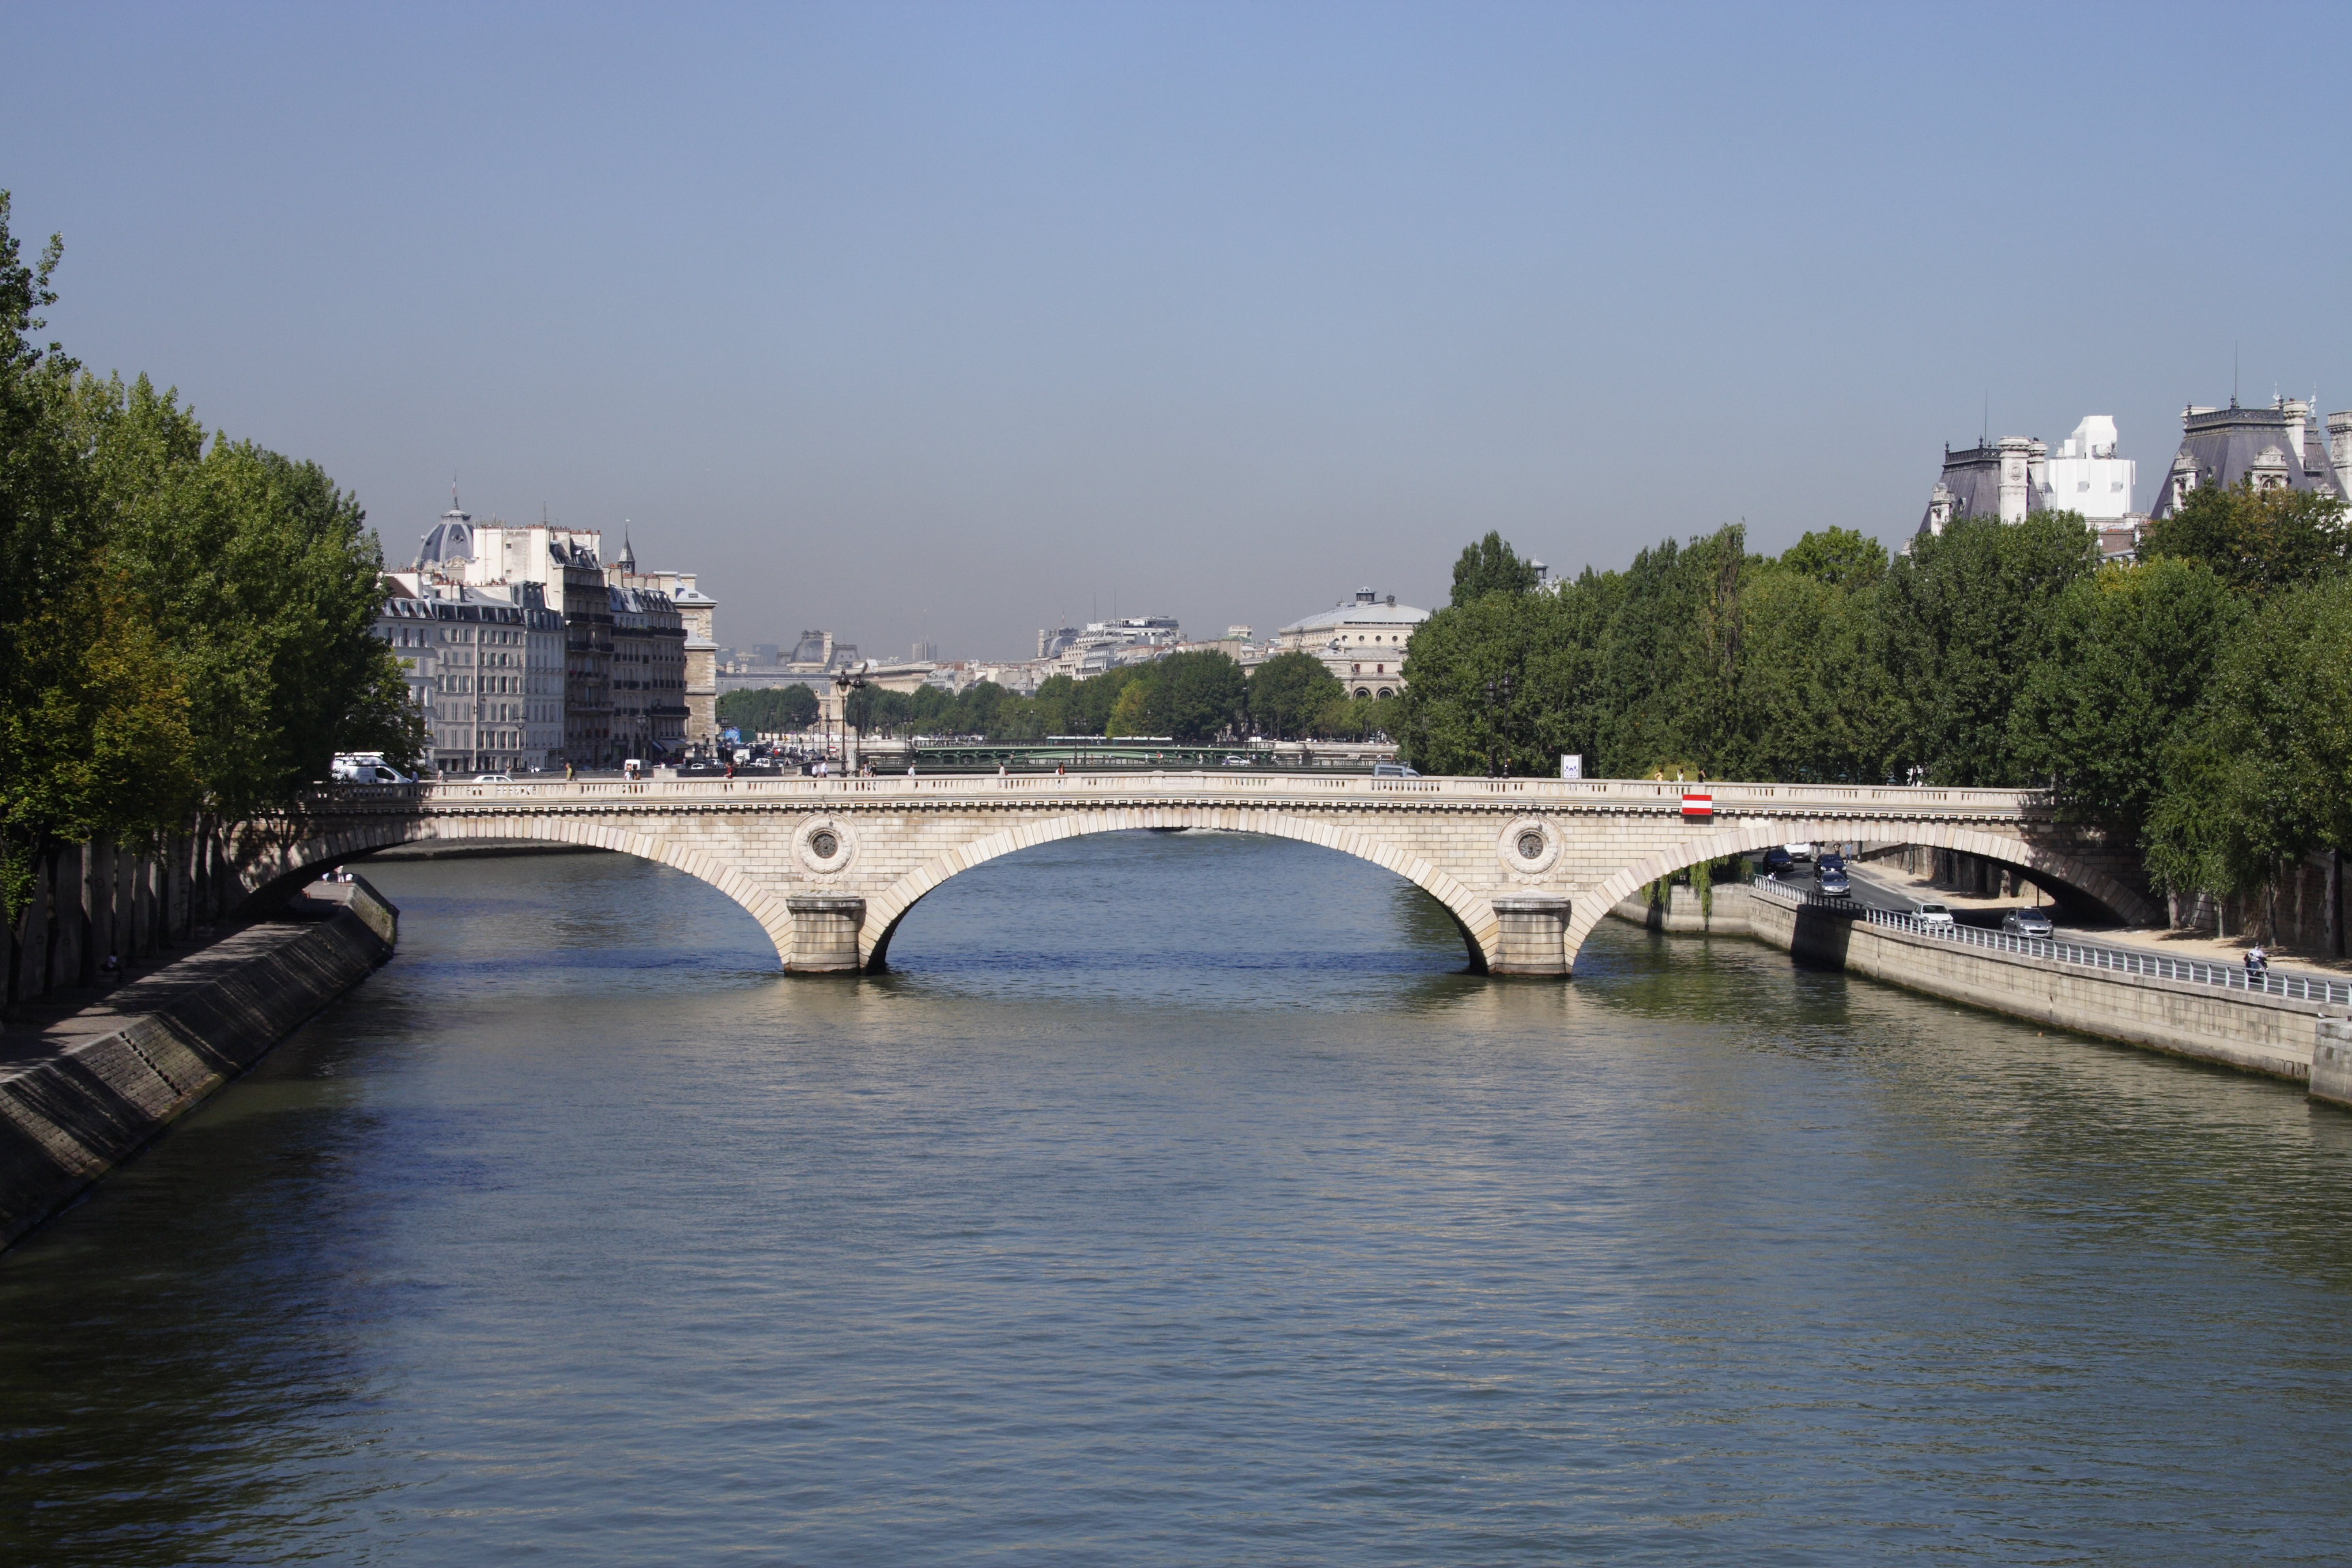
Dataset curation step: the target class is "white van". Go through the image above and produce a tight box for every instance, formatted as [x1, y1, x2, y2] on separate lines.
[331, 753, 413, 785]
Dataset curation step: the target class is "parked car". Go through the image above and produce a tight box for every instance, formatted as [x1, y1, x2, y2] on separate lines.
[1784, 841, 1815, 862]
[2001, 906, 2055, 938]
[1760, 846, 1793, 874]
[1912, 901, 1956, 930]
[1372, 762, 1421, 777]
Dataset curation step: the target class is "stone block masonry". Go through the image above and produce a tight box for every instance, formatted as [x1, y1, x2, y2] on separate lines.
[235, 774, 2140, 977]
[1745, 890, 2325, 1085]
[0, 879, 397, 1251]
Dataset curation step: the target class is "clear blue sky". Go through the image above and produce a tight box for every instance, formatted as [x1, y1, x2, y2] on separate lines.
[10, 2, 2349, 659]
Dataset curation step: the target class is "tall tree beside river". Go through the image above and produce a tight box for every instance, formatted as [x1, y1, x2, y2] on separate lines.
[0, 193, 417, 1009]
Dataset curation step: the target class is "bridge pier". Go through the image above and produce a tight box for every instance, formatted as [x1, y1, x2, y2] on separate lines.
[1490, 895, 1571, 975]
[785, 896, 867, 973]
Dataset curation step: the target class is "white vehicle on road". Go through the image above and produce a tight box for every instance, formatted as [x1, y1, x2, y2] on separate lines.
[1912, 901, 1957, 930]
[1783, 841, 1815, 862]
[332, 753, 412, 785]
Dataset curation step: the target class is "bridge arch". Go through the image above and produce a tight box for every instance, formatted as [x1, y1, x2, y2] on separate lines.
[233, 815, 799, 962]
[1560, 816, 2159, 971]
[862, 806, 1501, 973]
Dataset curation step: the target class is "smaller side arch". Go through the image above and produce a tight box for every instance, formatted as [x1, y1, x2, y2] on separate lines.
[231, 811, 800, 966]
[859, 806, 1499, 973]
[1561, 817, 2157, 973]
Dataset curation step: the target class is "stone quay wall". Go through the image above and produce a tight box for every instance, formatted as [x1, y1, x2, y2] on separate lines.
[0, 879, 397, 1251]
[1609, 882, 1755, 937]
[1744, 892, 2323, 1083]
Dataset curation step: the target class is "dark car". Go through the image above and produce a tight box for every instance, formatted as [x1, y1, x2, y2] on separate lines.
[2001, 907, 2055, 938]
[1760, 847, 1793, 874]
[1814, 861, 1850, 896]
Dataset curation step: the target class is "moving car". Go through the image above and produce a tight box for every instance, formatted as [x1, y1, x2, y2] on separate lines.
[1760, 846, 1793, 874]
[1222, 755, 1252, 767]
[2001, 906, 2055, 938]
[1912, 901, 1956, 930]
[1814, 860, 1850, 896]
[1371, 762, 1421, 777]
[1784, 841, 1815, 862]
[331, 753, 412, 785]
[472, 772, 514, 783]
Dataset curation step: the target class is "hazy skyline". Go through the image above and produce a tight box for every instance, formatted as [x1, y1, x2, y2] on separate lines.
[12, 2, 2351, 659]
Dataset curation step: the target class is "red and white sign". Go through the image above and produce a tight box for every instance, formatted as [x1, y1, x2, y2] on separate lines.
[1681, 791, 1714, 817]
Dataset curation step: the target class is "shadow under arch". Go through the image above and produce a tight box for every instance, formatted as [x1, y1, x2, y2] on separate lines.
[1561, 817, 2159, 972]
[232, 815, 799, 962]
[862, 810, 1497, 974]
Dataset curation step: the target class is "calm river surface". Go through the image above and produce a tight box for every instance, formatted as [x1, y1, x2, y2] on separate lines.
[7, 832, 2352, 1565]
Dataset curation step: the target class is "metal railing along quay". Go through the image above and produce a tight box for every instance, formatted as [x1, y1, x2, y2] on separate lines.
[1749, 875, 2352, 1008]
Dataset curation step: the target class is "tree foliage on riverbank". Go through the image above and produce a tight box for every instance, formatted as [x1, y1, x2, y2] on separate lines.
[1, 194, 415, 938]
[1400, 495, 2352, 912]
[828, 646, 1395, 746]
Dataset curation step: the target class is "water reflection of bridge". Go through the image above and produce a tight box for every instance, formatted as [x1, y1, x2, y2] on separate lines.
[237, 775, 2153, 977]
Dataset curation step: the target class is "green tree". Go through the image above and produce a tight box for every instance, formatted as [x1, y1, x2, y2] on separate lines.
[1105, 679, 1154, 738]
[1877, 513, 2095, 785]
[1737, 559, 1891, 782]
[719, 684, 819, 734]
[2143, 577, 2352, 917]
[1396, 589, 1552, 773]
[75, 378, 419, 813]
[1143, 650, 1245, 742]
[2142, 481, 2349, 598]
[1450, 529, 1541, 606]
[2008, 558, 2239, 842]
[1779, 526, 1889, 591]
[1247, 650, 1343, 739]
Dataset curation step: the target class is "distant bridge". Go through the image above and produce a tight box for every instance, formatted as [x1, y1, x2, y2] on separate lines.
[230, 774, 2153, 976]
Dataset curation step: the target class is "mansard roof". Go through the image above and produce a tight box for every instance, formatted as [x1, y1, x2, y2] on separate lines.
[2151, 399, 2343, 519]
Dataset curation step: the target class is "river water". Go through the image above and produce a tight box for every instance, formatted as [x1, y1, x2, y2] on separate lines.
[5, 832, 2352, 1565]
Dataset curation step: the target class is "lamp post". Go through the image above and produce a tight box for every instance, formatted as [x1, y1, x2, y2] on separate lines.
[831, 668, 870, 774]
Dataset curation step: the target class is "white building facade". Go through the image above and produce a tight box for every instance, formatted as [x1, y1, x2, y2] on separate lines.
[376, 578, 568, 774]
[1275, 589, 1429, 699]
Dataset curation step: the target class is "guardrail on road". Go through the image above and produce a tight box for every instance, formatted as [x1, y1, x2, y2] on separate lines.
[1749, 875, 2352, 1009]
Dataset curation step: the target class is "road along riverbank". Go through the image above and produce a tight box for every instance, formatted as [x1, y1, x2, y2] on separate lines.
[1618, 877, 2347, 1090]
[0, 877, 397, 1250]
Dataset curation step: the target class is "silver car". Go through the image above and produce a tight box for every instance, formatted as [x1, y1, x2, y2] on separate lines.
[1912, 901, 1957, 930]
[2001, 907, 2055, 938]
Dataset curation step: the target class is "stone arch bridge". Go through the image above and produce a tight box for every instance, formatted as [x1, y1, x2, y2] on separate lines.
[230, 774, 2153, 976]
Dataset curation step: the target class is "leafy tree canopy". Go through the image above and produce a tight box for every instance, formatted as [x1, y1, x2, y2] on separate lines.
[1450, 530, 1541, 606]
[719, 683, 820, 734]
[2140, 480, 2349, 598]
[1247, 650, 1343, 740]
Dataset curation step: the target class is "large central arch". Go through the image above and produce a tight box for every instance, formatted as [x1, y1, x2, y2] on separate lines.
[861, 807, 1501, 972]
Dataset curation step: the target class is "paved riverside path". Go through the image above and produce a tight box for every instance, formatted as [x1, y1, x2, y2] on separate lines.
[225, 774, 2151, 976]
[0, 882, 396, 1248]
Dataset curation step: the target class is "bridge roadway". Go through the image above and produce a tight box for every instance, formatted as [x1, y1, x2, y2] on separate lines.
[235, 772, 2154, 977]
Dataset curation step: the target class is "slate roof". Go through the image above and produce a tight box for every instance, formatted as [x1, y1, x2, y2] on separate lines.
[1279, 600, 1429, 636]
[1921, 442, 2044, 532]
[2150, 400, 2343, 519]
